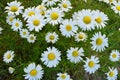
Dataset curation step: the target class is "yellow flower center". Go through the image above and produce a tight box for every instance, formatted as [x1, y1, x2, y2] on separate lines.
[48, 53, 56, 60]
[49, 35, 55, 40]
[40, 11, 45, 16]
[109, 71, 114, 77]
[83, 16, 91, 24]
[33, 19, 40, 26]
[7, 54, 11, 59]
[23, 32, 26, 35]
[62, 3, 68, 8]
[10, 6, 18, 12]
[79, 34, 84, 39]
[72, 50, 79, 57]
[109, 0, 113, 2]
[51, 12, 59, 20]
[30, 69, 38, 76]
[88, 61, 95, 68]
[28, 11, 35, 16]
[30, 36, 34, 40]
[61, 74, 66, 79]
[95, 17, 102, 24]
[96, 38, 103, 45]
[116, 6, 120, 11]
[9, 17, 13, 22]
[112, 53, 117, 58]
[15, 22, 19, 27]
[66, 25, 72, 31]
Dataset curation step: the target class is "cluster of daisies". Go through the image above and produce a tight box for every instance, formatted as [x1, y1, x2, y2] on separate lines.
[3, 0, 120, 80]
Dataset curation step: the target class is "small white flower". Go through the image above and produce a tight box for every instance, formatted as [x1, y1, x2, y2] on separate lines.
[8, 67, 15, 74]
[109, 50, 120, 62]
[42, 0, 59, 7]
[111, 2, 120, 15]
[11, 19, 22, 31]
[6, 14, 15, 25]
[57, 72, 71, 80]
[27, 34, 36, 43]
[20, 29, 29, 38]
[74, 32, 87, 42]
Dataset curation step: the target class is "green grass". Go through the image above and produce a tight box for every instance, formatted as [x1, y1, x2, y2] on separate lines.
[0, 0, 120, 80]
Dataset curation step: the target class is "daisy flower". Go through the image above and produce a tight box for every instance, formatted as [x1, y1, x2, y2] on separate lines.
[22, 7, 38, 20]
[11, 19, 22, 31]
[5, 0, 24, 15]
[27, 34, 36, 43]
[74, 32, 87, 42]
[58, 0, 72, 12]
[106, 67, 118, 80]
[6, 14, 15, 25]
[59, 19, 78, 38]
[90, 32, 108, 52]
[109, 50, 120, 62]
[93, 10, 109, 29]
[3, 50, 14, 63]
[57, 72, 71, 80]
[41, 47, 61, 68]
[20, 29, 30, 38]
[77, 9, 95, 31]
[42, 0, 59, 7]
[67, 47, 84, 63]
[84, 56, 100, 74]
[111, 2, 120, 15]
[36, 4, 46, 17]
[0, 27, 3, 34]
[26, 15, 46, 32]
[45, 32, 59, 43]
[45, 8, 64, 26]
[24, 63, 44, 80]
[8, 67, 15, 74]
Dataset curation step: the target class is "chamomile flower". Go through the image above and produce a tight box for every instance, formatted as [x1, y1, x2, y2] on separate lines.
[3, 50, 14, 63]
[8, 67, 15, 74]
[67, 47, 84, 63]
[93, 10, 109, 29]
[6, 15, 15, 25]
[58, 0, 72, 12]
[20, 29, 29, 38]
[36, 4, 46, 17]
[45, 32, 59, 43]
[111, 2, 120, 15]
[106, 67, 118, 80]
[5, 0, 24, 15]
[42, 0, 59, 7]
[0, 27, 3, 34]
[41, 47, 61, 68]
[74, 32, 87, 42]
[27, 34, 36, 43]
[26, 15, 46, 32]
[24, 63, 44, 80]
[77, 9, 95, 31]
[45, 8, 64, 26]
[109, 50, 120, 62]
[60, 19, 78, 38]
[84, 56, 100, 74]
[23, 7, 38, 20]
[11, 19, 22, 31]
[91, 32, 108, 52]
[57, 73, 71, 80]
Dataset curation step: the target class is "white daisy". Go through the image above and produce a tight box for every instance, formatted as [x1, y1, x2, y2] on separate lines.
[77, 9, 95, 31]
[20, 29, 30, 38]
[57, 72, 71, 80]
[45, 8, 64, 26]
[84, 56, 100, 74]
[3, 50, 14, 63]
[26, 15, 46, 32]
[0, 27, 3, 34]
[11, 19, 22, 31]
[109, 50, 120, 62]
[5, 0, 24, 15]
[22, 7, 38, 20]
[111, 2, 120, 15]
[67, 47, 84, 63]
[93, 10, 109, 29]
[42, 0, 59, 7]
[90, 32, 108, 52]
[60, 19, 78, 38]
[24, 63, 44, 80]
[74, 32, 87, 42]
[58, 0, 72, 12]
[27, 34, 36, 43]
[106, 67, 118, 80]
[41, 47, 61, 68]
[36, 4, 46, 17]
[8, 67, 15, 74]
[6, 14, 15, 25]
[45, 32, 59, 43]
